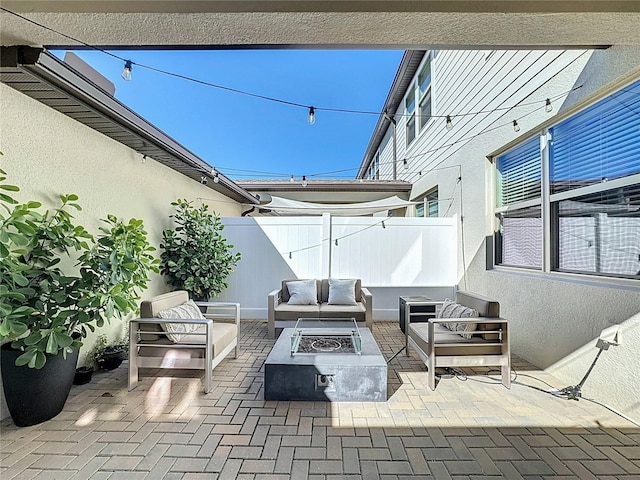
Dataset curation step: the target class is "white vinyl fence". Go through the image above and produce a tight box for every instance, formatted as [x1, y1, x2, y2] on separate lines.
[216, 215, 458, 319]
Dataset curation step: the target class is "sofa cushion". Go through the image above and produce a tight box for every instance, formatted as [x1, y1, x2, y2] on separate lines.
[320, 279, 361, 303]
[281, 279, 321, 303]
[286, 279, 319, 305]
[327, 278, 357, 305]
[157, 300, 205, 343]
[409, 323, 503, 356]
[319, 302, 366, 322]
[138, 322, 237, 363]
[274, 303, 321, 320]
[437, 299, 479, 339]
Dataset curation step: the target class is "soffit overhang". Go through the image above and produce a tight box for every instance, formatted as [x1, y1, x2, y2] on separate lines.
[0, 46, 259, 205]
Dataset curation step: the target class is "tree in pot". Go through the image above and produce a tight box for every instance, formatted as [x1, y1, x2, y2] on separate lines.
[160, 199, 240, 301]
[0, 169, 160, 426]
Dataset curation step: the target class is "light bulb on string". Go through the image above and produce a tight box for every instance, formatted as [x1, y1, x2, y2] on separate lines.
[308, 106, 315, 125]
[381, 221, 386, 229]
[288, 252, 292, 259]
[121, 60, 133, 81]
[513, 120, 520, 132]
[445, 115, 453, 130]
[289, 175, 295, 183]
[403, 159, 408, 170]
[213, 172, 220, 183]
[545, 98, 553, 113]
[334, 239, 338, 246]
[302, 175, 308, 187]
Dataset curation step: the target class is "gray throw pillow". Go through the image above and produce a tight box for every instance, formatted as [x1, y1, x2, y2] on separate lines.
[327, 278, 357, 305]
[157, 299, 204, 343]
[437, 298, 479, 339]
[286, 279, 318, 305]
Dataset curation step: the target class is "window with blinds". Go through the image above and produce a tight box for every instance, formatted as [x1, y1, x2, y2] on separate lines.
[550, 80, 640, 194]
[496, 136, 541, 207]
[494, 77, 640, 280]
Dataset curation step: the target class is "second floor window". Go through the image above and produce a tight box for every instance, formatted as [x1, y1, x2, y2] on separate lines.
[405, 54, 432, 147]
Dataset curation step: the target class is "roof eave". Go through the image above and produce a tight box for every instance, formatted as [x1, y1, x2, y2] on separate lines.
[356, 50, 426, 179]
[0, 46, 259, 205]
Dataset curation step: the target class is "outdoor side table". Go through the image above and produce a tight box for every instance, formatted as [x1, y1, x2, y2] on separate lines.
[399, 295, 437, 334]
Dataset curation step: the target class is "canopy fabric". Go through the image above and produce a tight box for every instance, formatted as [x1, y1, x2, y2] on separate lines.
[260, 195, 419, 216]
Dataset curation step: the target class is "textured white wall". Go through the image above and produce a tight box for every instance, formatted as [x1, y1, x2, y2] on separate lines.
[374, 46, 640, 420]
[422, 47, 640, 420]
[0, 84, 242, 420]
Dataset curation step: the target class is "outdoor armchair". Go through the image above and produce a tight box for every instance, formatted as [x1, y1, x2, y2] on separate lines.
[128, 290, 240, 394]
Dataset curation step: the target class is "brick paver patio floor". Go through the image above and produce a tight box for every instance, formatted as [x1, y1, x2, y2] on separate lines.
[1, 320, 638, 479]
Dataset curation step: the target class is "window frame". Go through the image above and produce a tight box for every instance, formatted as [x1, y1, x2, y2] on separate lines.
[404, 53, 433, 147]
[492, 77, 640, 282]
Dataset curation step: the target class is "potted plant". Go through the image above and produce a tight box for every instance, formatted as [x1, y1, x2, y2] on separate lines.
[0, 169, 160, 426]
[73, 364, 94, 385]
[160, 199, 241, 301]
[90, 333, 128, 371]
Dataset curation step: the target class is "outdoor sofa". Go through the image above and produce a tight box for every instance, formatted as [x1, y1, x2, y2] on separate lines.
[267, 278, 372, 338]
[406, 290, 510, 390]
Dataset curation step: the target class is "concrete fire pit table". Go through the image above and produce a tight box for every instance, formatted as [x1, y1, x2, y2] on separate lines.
[264, 319, 387, 402]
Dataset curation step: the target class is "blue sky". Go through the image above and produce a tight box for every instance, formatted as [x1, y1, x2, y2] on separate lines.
[54, 49, 403, 180]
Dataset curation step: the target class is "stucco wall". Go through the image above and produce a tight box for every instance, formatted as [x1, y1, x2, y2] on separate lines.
[458, 47, 640, 421]
[0, 84, 242, 420]
[379, 45, 640, 421]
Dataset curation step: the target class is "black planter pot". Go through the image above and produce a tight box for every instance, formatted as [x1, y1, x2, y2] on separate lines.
[1, 343, 79, 427]
[96, 349, 126, 371]
[73, 366, 94, 385]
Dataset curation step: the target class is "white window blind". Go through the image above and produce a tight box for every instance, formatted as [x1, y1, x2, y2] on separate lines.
[550, 80, 640, 194]
[496, 136, 541, 207]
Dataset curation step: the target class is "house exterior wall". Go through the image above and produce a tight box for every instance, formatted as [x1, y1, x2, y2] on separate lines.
[373, 47, 640, 420]
[0, 84, 242, 420]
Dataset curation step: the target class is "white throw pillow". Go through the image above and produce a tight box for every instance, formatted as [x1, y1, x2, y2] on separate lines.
[157, 299, 205, 343]
[327, 278, 357, 305]
[437, 298, 479, 339]
[286, 279, 318, 305]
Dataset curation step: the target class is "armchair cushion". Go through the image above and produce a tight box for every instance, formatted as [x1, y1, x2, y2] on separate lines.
[157, 299, 205, 342]
[286, 279, 319, 305]
[327, 278, 357, 305]
[437, 298, 479, 339]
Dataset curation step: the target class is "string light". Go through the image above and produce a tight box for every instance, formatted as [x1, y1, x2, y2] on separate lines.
[308, 106, 315, 125]
[290, 174, 295, 183]
[445, 115, 453, 130]
[0, 7, 587, 126]
[381, 221, 386, 229]
[334, 239, 338, 246]
[141, 154, 146, 163]
[513, 120, 520, 132]
[545, 98, 553, 113]
[403, 158, 408, 170]
[302, 175, 308, 187]
[213, 171, 220, 183]
[289, 252, 292, 259]
[121, 60, 132, 81]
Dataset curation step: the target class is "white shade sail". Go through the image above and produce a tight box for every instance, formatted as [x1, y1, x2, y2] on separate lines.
[260, 195, 419, 216]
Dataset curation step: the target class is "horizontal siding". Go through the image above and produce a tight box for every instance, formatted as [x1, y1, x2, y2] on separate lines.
[392, 49, 588, 187]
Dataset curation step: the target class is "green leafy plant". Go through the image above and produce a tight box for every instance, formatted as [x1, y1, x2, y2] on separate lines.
[88, 333, 128, 368]
[160, 199, 240, 300]
[0, 169, 160, 369]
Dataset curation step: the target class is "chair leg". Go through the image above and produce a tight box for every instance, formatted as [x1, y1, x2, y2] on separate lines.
[427, 357, 436, 391]
[268, 324, 275, 339]
[128, 323, 139, 391]
[502, 364, 511, 389]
